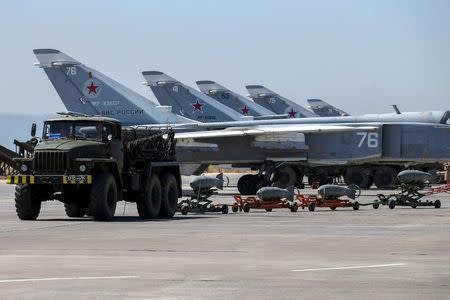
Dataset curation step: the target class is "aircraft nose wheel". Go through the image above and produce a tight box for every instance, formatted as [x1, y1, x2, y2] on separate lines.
[434, 200, 441, 208]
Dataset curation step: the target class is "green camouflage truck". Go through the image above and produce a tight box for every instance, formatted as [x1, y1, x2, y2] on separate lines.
[7, 114, 181, 221]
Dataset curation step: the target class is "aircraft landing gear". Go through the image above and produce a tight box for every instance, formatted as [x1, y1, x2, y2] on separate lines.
[373, 167, 398, 189]
[237, 163, 304, 195]
[272, 166, 303, 189]
[344, 167, 373, 189]
[307, 175, 333, 186]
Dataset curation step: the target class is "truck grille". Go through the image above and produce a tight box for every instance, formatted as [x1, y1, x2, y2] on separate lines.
[34, 151, 68, 172]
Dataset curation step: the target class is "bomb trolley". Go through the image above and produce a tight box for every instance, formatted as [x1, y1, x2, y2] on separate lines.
[295, 184, 362, 211]
[373, 183, 449, 209]
[178, 174, 229, 215]
[232, 195, 299, 213]
[295, 194, 361, 211]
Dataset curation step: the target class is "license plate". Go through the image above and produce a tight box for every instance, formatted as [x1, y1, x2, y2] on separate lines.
[66, 175, 87, 182]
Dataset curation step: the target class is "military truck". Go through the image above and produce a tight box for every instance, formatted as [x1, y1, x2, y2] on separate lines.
[7, 114, 181, 221]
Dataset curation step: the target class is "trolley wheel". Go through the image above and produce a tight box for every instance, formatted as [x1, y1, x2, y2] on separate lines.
[243, 203, 250, 213]
[180, 204, 189, 215]
[330, 207, 336, 211]
[290, 203, 298, 212]
[434, 200, 441, 209]
[410, 202, 417, 209]
[388, 201, 396, 209]
[308, 203, 315, 212]
[265, 208, 272, 212]
[373, 203, 379, 209]
[352, 202, 360, 210]
[232, 205, 239, 213]
[221, 204, 229, 214]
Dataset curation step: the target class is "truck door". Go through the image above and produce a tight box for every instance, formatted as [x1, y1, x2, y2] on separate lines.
[105, 123, 123, 171]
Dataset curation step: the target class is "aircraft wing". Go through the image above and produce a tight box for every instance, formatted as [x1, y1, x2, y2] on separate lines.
[174, 124, 379, 139]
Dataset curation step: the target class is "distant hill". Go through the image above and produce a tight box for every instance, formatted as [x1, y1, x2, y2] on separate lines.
[0, 114, 49, 151]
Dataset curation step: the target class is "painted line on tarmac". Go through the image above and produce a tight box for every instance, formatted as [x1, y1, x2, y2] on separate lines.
[0, 275, 138, 283]
[292, 263, 406, 272]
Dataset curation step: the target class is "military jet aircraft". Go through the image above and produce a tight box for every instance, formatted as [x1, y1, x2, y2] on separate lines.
[246, 85, 317, 118]
[307, 99, 350, 117]
[34, 49, 450, 194]
[196, 80, 287, 119]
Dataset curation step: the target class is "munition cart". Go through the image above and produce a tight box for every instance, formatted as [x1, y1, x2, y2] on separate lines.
[7, 114, 181, 221]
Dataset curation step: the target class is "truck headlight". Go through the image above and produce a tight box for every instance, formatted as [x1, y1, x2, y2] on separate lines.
[79, 164, 86, 173]
[20, 164, 28, 172]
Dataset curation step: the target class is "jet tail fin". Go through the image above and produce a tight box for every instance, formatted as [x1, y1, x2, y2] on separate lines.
[307, 99, 350, 117]
[142, 71, 246, 122]
[197, 81, 279, 117]
[246, 85, 317, 118]
[246, 85, 277, 98]
[33, 49, 192, 125]
[196, 80, 227, 94]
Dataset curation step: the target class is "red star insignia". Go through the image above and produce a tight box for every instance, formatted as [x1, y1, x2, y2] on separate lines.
[192, 100, 204, 112]
[288, 108, 297, 118]
[241, 106, 250, 115]
[86, 82, 98, 94]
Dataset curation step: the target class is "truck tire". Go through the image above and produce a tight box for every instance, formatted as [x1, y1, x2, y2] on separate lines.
[64, 202, 88, 218]
[137, 174, 162, 219]
[159, 173, 178, 218]
[15, 184, 41, 220]
[89, 173, 117, 221]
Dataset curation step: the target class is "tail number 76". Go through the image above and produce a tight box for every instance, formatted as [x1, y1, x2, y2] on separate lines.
[356, 132, 378, 148]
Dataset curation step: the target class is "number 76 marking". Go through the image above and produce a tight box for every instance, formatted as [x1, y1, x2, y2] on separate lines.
[356, 132, 378, 148]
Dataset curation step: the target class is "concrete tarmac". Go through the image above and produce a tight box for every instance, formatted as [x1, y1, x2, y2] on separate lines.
[0, 176, 449, 299]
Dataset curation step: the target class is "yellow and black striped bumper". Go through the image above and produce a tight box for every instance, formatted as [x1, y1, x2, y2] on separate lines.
[6, 175, 92, 185]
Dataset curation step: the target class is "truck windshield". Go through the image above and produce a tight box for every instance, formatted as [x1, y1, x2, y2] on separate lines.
[43, 121, 105, 141]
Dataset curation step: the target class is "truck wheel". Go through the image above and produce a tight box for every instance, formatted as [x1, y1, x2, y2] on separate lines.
[64, 202, 88, 218]
[137, 174, 162, 219]
[159, 173, 178, 218]
[15, 184, 41, 220]
[89, 173, 118, 221]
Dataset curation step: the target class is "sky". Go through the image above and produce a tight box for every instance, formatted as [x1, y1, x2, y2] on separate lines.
[0, 0, 449, 116]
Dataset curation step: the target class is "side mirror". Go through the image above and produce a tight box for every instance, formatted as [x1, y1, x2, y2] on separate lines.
[31, 123, 36, 137]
